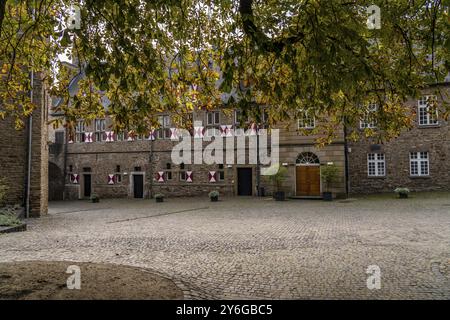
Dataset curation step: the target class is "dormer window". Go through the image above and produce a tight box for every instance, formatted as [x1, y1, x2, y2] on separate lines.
[418, 96, 438, 126]
[360, 103, 378, 129]
[298, 111, 315, 129]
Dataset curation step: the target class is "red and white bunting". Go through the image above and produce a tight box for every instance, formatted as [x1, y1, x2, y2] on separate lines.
[170, 128, 179, 141]
[148, 130, 156, 141]
[71, 174, 79, 184]
[108, 174, 115, 185]
[105, 131, 114, 142]
[208, 171, 217, 183]
[85, 132, 93, 143]
[194, 126, 204, 139]
[186, 171, 193, 183]
[156, 171, 165, 182]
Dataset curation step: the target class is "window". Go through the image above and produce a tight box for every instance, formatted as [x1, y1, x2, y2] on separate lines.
[410, 152, 429, 176]
[55, 131, 64, 144]
[134, 166, 142, 172]
[205, 111, 220, 137]
[68, 165, 73, 172]
[180, 113, 193, 130]
[75, 120, 85, 143]
[114, 165, 122, 183]
[179, 163, 187, 181]
[165, 163, 173, 180]
[298, 112, 315, 129]
[157, 115, 171, 139]
[360, 103, 378, 129]
[367, 153, 385, 177]
[418, 96, 438, 126]
[218, 164, 225, 181]
[207, 111, 220, 125]
[95, 119, 106, 142]
[296, 152, 320, 165]
[260, 108, 269, 128]
[116, 132, 124, 141]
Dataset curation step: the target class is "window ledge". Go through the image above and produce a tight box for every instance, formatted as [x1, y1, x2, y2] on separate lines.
[367, 176, 386, 179]
[409, 175, 431, 179]
[418, 124, 440, 129]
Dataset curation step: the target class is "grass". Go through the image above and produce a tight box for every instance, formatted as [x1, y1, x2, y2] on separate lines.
[0, 208, 22, 227]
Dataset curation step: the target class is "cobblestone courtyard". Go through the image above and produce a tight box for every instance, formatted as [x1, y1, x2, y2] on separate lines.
[1, 194, 450, 299]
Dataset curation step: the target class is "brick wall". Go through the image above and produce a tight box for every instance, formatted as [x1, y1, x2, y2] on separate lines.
[348, 87, 450, 194]
[0, 73, 49, 216]
[57, 109, 347, 200]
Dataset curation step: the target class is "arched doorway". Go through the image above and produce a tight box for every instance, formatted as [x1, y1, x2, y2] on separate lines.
[295, 152, 321, 197]
[48, 162, 64, 201]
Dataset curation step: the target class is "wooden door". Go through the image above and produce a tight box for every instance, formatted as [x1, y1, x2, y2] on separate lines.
[296, 166, 321, 197]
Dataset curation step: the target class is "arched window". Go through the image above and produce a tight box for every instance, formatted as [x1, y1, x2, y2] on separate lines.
[296, 152, 320, 165]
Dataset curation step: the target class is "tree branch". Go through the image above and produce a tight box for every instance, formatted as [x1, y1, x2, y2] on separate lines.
[239, 0, 304, 53]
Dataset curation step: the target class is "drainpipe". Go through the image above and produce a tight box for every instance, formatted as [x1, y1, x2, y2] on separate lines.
[62, 127, 68, 200]
[343, 117, 350, 198]
[148, 136, 154, 198]
[25, 7, 36, 218]
[25, 70, 34, 218]
[256, 127, 260, 196]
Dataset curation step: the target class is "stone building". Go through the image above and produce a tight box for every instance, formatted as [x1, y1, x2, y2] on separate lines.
[348, 85, 450, 193]
[0, 73, 50, 217]
[48, 63, 449, 200]
[48, 109, 347, 200]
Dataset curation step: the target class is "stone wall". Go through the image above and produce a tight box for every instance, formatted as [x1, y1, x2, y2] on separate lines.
[0, 73, 49, 216]
[348, 86, 450, 194]
[58, 109, 348, 200]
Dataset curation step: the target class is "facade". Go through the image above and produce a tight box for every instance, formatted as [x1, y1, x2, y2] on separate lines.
[349, 85, 450, 193]
[49, 110, 347, 200]
[48, 85, 450, 201]
[0, 73, 50, 217]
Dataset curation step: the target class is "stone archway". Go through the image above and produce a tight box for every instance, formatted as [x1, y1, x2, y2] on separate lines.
[48, 162, 64, 201]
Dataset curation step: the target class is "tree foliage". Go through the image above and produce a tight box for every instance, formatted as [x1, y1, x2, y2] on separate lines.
[0, 0, 449, 142]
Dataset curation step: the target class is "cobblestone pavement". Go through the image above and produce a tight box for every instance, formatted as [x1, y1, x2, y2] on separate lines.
[1, 194, 450, 299]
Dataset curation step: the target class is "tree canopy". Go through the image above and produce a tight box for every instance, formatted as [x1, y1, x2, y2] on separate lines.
[0, 0, 449, 143]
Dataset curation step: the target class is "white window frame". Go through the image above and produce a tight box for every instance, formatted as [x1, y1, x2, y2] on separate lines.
[418, 96, 438, 126]
[75, 120, 85, 143]
[116, 132, 124, 141]
[94, 119, 106, 142]
[206, 111, 220, 137]
[206, 111, 220, 126]
[367, 153, 385, 177]
[298, 112, 315, 129]
[157, 115, 171, 139]
[360, 103, 378, 129]
[410, 152, 430, 177]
